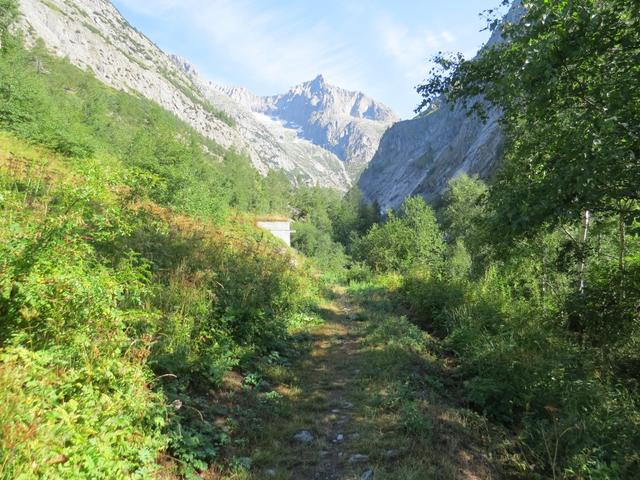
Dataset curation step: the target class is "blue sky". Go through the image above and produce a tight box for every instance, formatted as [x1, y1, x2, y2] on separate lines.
[111, 0, 504, 118]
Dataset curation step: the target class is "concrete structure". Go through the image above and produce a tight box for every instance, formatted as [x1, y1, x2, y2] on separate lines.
[256, 219, 293, 246]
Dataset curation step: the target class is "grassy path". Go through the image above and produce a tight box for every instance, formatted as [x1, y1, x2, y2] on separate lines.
[211, 282, 502, 479]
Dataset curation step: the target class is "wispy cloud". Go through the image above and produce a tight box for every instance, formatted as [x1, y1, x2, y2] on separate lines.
[113, 0, 494, 117]
[375, 14, 455, 85]
[115, 0, 366, 92]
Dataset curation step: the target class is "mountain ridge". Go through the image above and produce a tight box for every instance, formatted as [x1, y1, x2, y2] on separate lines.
[17, 0, 395, 190]
[213, 74, 399, 178]
[170, 54, 352, 190]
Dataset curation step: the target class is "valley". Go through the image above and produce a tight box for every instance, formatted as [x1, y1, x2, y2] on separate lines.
[0, 0, 638, 479]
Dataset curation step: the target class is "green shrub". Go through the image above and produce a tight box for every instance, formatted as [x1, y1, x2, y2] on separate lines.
[400, 274, 465, 336]
[401, 245, 640, 477]
[0, 16, 327, 477]
[0, 169, 166, 478]
[292, 220, 348, 272]
[355, 196, 445, 274]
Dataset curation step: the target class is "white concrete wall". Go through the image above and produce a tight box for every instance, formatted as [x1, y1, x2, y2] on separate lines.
[257, 221, 292, 246]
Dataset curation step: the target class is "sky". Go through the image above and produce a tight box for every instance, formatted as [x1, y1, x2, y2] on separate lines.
[111, 0, 504, 118]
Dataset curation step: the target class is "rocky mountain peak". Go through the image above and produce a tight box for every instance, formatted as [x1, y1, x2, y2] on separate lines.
[254, 77, 398, 177]
[281, 76, 397, 124]
[310, 74, 326, 87]
[196, 73, 399, 179]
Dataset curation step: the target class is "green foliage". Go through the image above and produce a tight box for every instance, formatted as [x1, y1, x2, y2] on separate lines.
[418, 0, 640, 237]
[291, 186, 345, 271]
[0, 39, 291, 222]
[410, 5, 640, 475]
[403, 258, 640, 477]
[0, 0, 18, 50]
[355, 196, 445, 273]
[0, 158, 166, 478]
[399, 189, 639, 477]
[438, 174, 488, 262]
[0, 133, 317, 477]
[290, 186, 378, 273]
[0, 347, 166, 479]
[3, 1, 637, 477]
[0, 34, 317, 476]
[292, 220, 348, 271]
[330, 187, 380, 246]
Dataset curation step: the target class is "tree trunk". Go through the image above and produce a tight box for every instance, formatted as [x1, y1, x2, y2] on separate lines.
[579, 210, 591, 294]
[619, 209, 626, 273]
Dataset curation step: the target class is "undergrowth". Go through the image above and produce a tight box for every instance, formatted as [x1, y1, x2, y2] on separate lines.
[0, 27, 319, 476]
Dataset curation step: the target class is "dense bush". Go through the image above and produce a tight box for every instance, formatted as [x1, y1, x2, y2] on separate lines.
[0, 133, 315, 478]
[290, 186, 377, 273]
[354, 196, 445, 274]
[394, 175, 640, 478]
[0, 147, 165, 478]
[0, 26, 316, 477]
[408, 1, 640, 475]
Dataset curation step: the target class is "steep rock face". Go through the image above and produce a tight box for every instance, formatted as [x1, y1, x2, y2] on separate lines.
[16, 0, 351, 190]
[359, 104, 503, 210]
[18, 0, 243, 154]
[359, 2, 522, 210]
[218, 75, 399, 178]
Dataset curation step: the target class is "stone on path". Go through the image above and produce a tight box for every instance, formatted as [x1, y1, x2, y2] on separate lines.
[361, 469, 374, 480]
[384, 449, 401, 459]
[348, 454, 370, 464]
[293, 430, 314, 444]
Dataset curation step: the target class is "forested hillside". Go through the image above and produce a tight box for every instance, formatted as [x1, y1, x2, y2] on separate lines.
[0, 1, 638, 479]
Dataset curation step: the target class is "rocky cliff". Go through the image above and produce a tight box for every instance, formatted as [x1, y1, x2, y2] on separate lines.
[359, 2, 522, 210]
[171, 56, 351, 190]
[18, 0, 244, 156]
[359, 103, 503, 210]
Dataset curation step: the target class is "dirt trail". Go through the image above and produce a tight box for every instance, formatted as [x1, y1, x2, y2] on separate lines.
[295, 291, 366, 479]
[219, 286, 499, 480]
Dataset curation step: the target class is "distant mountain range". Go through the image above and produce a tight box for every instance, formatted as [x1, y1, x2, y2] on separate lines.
[18, 0, 519, 208]
[18, 0, 397, 191]
[214, 74, 398, 178]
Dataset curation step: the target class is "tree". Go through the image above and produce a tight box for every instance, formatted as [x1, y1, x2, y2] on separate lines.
[418, 0, 640, 238]
[356, 196, 444, 273]
[330, 187, 380, 246]
[439, 174, 488, 244]
[399, 196, 446, 269]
